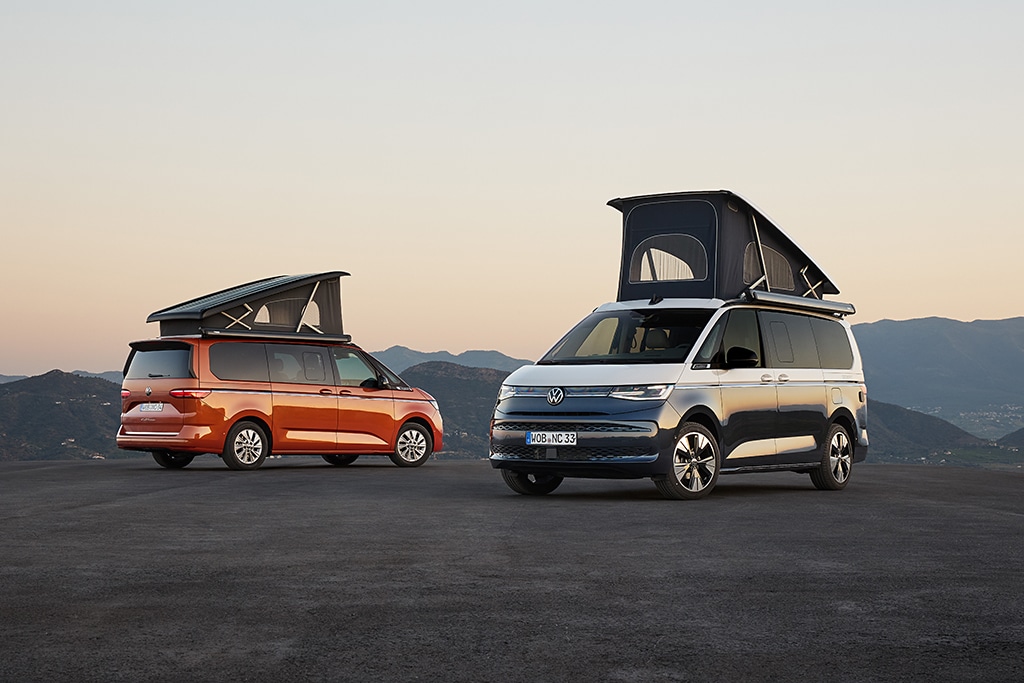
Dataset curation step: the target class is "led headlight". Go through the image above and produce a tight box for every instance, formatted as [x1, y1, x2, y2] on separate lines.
[608, 384, 673, 400]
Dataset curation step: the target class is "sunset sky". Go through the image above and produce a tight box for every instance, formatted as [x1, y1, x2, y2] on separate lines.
[2, 1, 1022, 376]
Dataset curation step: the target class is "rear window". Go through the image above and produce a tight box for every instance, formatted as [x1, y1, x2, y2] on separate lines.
[125, 345, 193, 379]
[810, 318, 855, 369]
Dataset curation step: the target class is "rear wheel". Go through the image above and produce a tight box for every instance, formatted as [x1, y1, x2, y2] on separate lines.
[152, 451, 194, 469]
[501, 470, 563, 496]
[810, 423, 853, 490]
[655, 422, 721, 500]
[389, 423, 432, 467]
[322, 454, 359, 467]
[222, 421, 269, 470]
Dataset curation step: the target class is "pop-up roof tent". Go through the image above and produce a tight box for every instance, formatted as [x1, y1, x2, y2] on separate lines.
[608, 191, 854, 315]
[148, 271, 351, 340]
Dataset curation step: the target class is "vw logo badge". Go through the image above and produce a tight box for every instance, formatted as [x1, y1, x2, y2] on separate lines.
[145, 386, 152, 396]
[546, 387, 565, 406]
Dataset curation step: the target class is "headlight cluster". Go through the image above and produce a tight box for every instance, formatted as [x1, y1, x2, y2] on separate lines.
[607, 384, 673, 400]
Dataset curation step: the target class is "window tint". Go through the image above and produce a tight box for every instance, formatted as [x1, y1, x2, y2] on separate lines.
[126, 346, 192, 379]
[760, 311, 820, 368]
[721, 309, 762, 367]
[333, 349, 379, 387]
[810, 318, 855, 369]
[209, 343, 269, 382]
[268, 345, 331, 385]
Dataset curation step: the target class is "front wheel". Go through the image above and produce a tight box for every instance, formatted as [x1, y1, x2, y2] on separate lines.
[501, 470, 563, 496]
[810, 423, 853, 490]
[222, 421, 269, 470]
[654, 422, 721, 500]
[389, 423, 432, 467]
[152, 451, 194, 469]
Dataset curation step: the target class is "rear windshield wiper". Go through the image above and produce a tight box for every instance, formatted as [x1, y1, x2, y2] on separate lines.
[147, 373, 169, 378]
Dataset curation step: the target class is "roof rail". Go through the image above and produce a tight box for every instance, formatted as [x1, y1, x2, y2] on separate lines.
[744, 289, 856, 317]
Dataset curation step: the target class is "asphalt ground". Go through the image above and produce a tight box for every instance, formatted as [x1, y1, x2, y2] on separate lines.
[1, 458, 1021, 683]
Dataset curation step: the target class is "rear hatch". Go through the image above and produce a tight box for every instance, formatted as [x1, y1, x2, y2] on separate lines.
[120, 340, 197, 435]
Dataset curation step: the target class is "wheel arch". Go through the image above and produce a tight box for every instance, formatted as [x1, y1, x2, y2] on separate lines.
[829, 408, 857, 446]
[229, 415, 273, 454]
[678, 407, 722, 443]
[400, 416, 438, 446]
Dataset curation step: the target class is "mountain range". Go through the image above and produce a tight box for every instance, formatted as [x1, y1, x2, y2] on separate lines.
[2, 367, 1021, 469]
[370, 346, 532, 373]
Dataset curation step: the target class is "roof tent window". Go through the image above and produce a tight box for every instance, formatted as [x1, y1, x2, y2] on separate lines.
[629, 234, 708, 284]
[742, 242, 796, 292]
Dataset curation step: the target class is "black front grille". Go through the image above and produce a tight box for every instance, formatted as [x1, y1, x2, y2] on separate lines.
[491, 444, 654, 461]
[493, 422, 651, 433]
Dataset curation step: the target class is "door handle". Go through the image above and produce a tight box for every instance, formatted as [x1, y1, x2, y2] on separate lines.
[760, 374, 773, 383]
[338, 389, 352, 395]
[778, 374, 790, 383]
[319, 388, 334, 395]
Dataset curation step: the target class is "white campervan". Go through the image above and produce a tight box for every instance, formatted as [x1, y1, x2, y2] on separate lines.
[489, 191, 868, 500]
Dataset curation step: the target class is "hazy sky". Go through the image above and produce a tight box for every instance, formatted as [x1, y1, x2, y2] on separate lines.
[2, 1, 1022, 375]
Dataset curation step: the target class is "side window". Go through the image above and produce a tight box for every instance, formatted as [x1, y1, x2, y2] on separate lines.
[810, 318, 855, 369]
[760, 312, 820, 368]
[695, 309, 763, 367]
[332, 349, 379, 387]
[209, 343, 269, 382]
[267, 345, 331, 385]
[722, 309, 763, 367]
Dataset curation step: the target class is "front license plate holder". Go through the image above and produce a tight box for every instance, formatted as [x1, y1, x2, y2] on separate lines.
[526, 431, 577, 446]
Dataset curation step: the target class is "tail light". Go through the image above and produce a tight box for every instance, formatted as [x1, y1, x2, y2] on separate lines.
[169, 389, 212, 399]
[121, 389, 131, 398]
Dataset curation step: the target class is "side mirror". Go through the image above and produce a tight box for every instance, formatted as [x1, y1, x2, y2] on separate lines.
[725, 346, 759, 369]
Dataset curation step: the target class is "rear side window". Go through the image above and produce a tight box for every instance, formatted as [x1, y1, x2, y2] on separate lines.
[267, 345, 331, 385]
[210, 343, 270, 382]
[759, 311, 820, 368]
[125, 345, 193, 379]
[810, 318, 855, 369]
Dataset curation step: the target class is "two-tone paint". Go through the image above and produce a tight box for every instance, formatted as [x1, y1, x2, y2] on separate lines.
[489, 300, 868, 481]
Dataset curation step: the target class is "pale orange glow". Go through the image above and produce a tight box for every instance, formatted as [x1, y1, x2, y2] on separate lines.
[1, 3, 1022, 375]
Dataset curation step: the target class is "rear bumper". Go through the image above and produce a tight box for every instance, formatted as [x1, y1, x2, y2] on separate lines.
[116, 425, 220, 453]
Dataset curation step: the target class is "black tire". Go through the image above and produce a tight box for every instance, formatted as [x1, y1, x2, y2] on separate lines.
[389, 423, 432, 467]
[221, 421, 269, 470]
[501, 469, 563, 496]
[322, 454, 360, 467]
[654, 422, 721, 500]
[810, 423, 853, 490]
[152, 451, 195, 469]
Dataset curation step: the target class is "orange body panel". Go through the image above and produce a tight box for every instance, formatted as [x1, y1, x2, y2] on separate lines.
[117, 337, 442, 457]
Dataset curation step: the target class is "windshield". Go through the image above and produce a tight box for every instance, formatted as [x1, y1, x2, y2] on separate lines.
[540, 308, 714, 365]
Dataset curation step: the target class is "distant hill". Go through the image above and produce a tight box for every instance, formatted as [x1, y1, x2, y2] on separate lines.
[0, 371, 125, 461]
[373, 346, 531, 373]
[853, 317, 1024, 438]
[72, 370, 122, 384]
[401, 361, 509, 459]
[998, 427, 1024, 450]
[868, 400, 986, 457]
[0, 374, 28, 384]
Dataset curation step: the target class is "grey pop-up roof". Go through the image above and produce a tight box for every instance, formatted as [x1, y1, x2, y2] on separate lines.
[608, 191, 842, 307]
[148, 271, 350, 340]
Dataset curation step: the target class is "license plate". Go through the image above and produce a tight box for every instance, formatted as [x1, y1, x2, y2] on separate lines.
[139, 402, 164, 412]
[526, 431, 577, 446]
